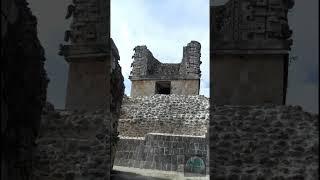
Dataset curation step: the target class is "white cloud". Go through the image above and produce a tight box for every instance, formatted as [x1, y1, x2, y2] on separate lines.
[111, 0, 209, 97]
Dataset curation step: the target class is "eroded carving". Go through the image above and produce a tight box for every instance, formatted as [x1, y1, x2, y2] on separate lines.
[61, 0, 109, 50]
[212, 0, 295, 50]
[129, 41, 201, 80]
[65, 4, 75, 19]
[64, 30, 72, 42]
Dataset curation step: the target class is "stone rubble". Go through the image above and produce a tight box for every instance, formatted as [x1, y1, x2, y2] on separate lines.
[33, 109, 117, 180]
[118, 94, 209, 137]
[210, 105, 319, 179]
[117, 94, 319, 179]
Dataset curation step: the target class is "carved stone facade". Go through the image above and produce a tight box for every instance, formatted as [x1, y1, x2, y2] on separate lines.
[211, 0, 294, 105]
[51, 0, 124, 179]
[212, 0, 294, 49]
[63, 0, 109, 45]
[130, 41, 202, 97]
[59, 0, 119, 111]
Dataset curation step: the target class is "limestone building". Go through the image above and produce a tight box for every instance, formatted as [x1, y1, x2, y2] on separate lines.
[129, 41, 202, 97]
[59, 0, 120, 110]
[211, 0, 294, 105]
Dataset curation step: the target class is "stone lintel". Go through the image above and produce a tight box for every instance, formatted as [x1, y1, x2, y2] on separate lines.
[212, 50, 289, 55]
[59, 44, 110, 58]
[64, 53, 111, 62]
[129, 76, 200, 81]
[212, 40, 293, 51]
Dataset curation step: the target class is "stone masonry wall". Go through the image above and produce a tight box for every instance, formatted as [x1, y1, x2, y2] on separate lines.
[114, 133, 209, 173]
[110, 54, 125, 166]
[33, 53, 124, 180]
[179, 41, 202, 79]
[118, 94, 318, 179]
[129, 41, 202, 97]
[171, 79, 200, 95]
[129, 41, 201, 80]
[130, 79, 200, 97]
[212, 53, 286, 105]
[33, 109, 114, 180]
[210, 105, 319, 179]
[118, 95, 209, 137]
[2, 0, 49, 179]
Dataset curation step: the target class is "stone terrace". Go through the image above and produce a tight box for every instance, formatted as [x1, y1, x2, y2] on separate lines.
[118, 94, 209, 137]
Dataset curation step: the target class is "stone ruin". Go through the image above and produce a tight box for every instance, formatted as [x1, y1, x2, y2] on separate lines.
[119, 44, 209, 173]
[2, 0, 48, 179]
[118, 95, 209, 137]
[2, 0, 319, 180]
[209, 104, 318, 179]
[114, 95, 210, 173]
[113, 0, 318, 179]
[59, 0, 118, 111]
[211, 0, 295, 105]
[129, 41, 202, 97]
[33, 107, 118, 180]
[33, 0, 125, 179]
[115, 96, 318, 178]
[207, 0, 318, 179]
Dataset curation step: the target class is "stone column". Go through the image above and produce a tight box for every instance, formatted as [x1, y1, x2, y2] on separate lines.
[211, 0, 294, 105]
[57, 1, 124, 180]
[59, 0, 113, 111]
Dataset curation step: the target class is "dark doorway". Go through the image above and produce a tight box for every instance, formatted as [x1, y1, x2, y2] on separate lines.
[155, 81, 171, 94]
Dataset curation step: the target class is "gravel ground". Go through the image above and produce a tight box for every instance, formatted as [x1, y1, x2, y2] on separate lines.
[111, 166, 209, 180]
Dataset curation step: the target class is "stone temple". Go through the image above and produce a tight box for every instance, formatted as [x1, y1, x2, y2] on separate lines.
[129, 41, 202, 97]
[2, 0, 319, 179]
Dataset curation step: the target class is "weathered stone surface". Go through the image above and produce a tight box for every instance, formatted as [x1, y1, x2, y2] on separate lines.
[60, 0, 118, 111]
[29, 0, 123, 179]
[131, 79, 200, 97]
[211, 0, 294, 49]
[33, 110, 116, 180]
[114, 133, 209, 173]
[61, 0, 109, 45]
[210, 105, 319, 179]
[118, 94, 209, 137]
[211, 0, 293, 105]
[118, 93, 318, 179]
[2, 0, 49, 179]
[129, 41, 202, 96]
[212, 54, 287, 105]
[33, 50, 124, 179]
[65, 60, 112, 110]
[110, 55, 125, 166]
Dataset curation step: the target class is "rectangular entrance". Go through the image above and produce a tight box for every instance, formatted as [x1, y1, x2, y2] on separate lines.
[155, 81, 171, 94]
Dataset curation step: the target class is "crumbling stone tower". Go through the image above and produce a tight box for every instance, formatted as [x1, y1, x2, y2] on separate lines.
[211, 0, 294, 105]
[129, 41, 202, 97]
[59, 0, 119, 110]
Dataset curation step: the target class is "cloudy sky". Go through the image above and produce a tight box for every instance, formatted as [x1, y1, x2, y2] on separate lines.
[28, 0, 318, 113]
[111, 0, 210, 97]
